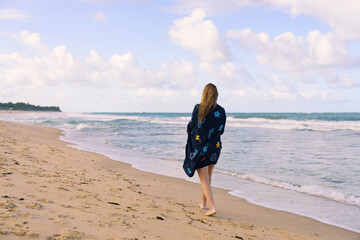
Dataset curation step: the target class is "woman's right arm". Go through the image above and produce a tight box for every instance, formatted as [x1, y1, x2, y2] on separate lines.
[219, 108, 226, 135]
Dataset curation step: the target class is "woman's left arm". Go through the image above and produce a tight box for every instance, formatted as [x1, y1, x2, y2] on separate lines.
[187, 104, 198, 133]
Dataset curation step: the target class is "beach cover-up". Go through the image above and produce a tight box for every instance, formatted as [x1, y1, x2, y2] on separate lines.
[183, 104, 226, 177]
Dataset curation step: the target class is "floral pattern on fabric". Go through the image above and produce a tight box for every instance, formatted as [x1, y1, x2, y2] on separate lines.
[183, 104, 226, 177]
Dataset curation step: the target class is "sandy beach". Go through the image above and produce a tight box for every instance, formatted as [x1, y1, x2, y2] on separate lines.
[0, 120, 359, 240]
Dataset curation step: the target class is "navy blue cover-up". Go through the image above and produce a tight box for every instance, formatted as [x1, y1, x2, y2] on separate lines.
[183, 104, 226, 177]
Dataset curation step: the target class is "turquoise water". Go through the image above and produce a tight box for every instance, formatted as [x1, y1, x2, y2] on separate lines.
[1, 111, 360, 232]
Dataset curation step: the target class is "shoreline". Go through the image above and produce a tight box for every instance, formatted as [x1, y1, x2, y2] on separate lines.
[74, 141, 360, 235]
[228, 191, 360, 235]
[59, 123, 360, 234]
[0, 120, 359, 239]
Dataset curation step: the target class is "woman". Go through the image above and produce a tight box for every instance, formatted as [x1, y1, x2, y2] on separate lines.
[183, 83, 226, 216]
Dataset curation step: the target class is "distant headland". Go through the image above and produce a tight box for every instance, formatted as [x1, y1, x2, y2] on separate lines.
[0, 102, 61, 112]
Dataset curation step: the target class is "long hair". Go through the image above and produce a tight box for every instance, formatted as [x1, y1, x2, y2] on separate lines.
[198, 83, 218, 123]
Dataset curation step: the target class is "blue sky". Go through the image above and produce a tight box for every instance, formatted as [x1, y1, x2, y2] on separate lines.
[0, 0, 359, 112]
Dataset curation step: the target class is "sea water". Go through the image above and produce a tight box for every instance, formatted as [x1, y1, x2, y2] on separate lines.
[1, 111, 359, 232]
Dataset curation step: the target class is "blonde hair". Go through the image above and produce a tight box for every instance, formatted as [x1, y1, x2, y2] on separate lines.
[198, 83, 218, 123]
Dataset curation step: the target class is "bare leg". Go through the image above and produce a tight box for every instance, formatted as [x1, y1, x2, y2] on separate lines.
[199, 164, 215, 210]
[197, 166, 217, 216]
[199, 195, 207, 209]
[208, 164, 215, 185]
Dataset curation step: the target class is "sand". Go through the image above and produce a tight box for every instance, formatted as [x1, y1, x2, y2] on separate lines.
[0, 120, 359, 240]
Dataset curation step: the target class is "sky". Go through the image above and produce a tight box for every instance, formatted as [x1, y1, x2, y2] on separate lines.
[0, 0, 359, 112]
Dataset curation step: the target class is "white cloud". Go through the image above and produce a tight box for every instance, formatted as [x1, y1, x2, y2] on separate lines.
[298, 90, 337, 101]
[85, 50, 174, 88]
[341, 74, 358, 88]
[226, 28, 360, 88]
[199, 61, 253, 86]
[227, 28, 351, 72]
[93, 11, 106, 21]
[170, 1, 360, 94]
[306, 31, 348, 66]
[110, 87, 198, 112]
[169, 0, 250, 15]
[219, 62, 238, 80]
[0, 30, 209, 110]
[266, 0, 360, 41]
[2, 30, 47, 52]
[229, 71, 343, 103]
[19, 31, 47, 51]
[0, 44, 85, 88]
[269, 74, 295, 93]
[83, 50, 166, 87]
[134, 88, 180, 102]
[0, 8, 30, 21]
[0, 31, 195, 91]
[232, 85, 336, 102]
[56, 93, 70, 100]
[171, 0, 360, 40]
[267, 74, 298, 101]
[160, 58, 197, 88]
[168, 9, 230, 63]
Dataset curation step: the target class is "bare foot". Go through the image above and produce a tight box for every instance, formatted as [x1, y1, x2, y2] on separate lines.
[199, 203, 206, 210]
[205, 209, 217, 216]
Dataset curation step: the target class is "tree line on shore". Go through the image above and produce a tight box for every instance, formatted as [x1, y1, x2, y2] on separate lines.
[0, 102, 61, 112]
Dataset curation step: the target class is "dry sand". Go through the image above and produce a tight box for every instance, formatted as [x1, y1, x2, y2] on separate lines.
[0, 120, 359, 240]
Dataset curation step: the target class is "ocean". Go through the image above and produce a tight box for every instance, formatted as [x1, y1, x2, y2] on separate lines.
[1, 111, 359, 232]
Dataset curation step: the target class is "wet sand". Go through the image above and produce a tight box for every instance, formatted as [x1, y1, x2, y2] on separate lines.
[0, 120, 359, 239]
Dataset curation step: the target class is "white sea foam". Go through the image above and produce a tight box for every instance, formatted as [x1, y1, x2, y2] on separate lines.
[19, 112, 356, 132]
[73, 113, 360, 131]
[70, 113, 139, 122]
[226, 117, 360, 131]
[151, 119, 188, 125]
[215, 169, 360, 207]
[75, 123, 93, 130]
[60, 112, 190, 125]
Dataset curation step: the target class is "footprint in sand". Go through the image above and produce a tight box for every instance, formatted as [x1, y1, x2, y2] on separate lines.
[56, 186, 70, 191]
[47, 231, 84, 240]
[0, 201, 17, 210]
[60, 204, 74, 209]
[0, 227, 38, 237]
[73, 193, 88, 199]
[1, 183, 14, 187]
[25, 202, 42, 210]
[25, 181, 37, 184]
[37, 198, 54, 204]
